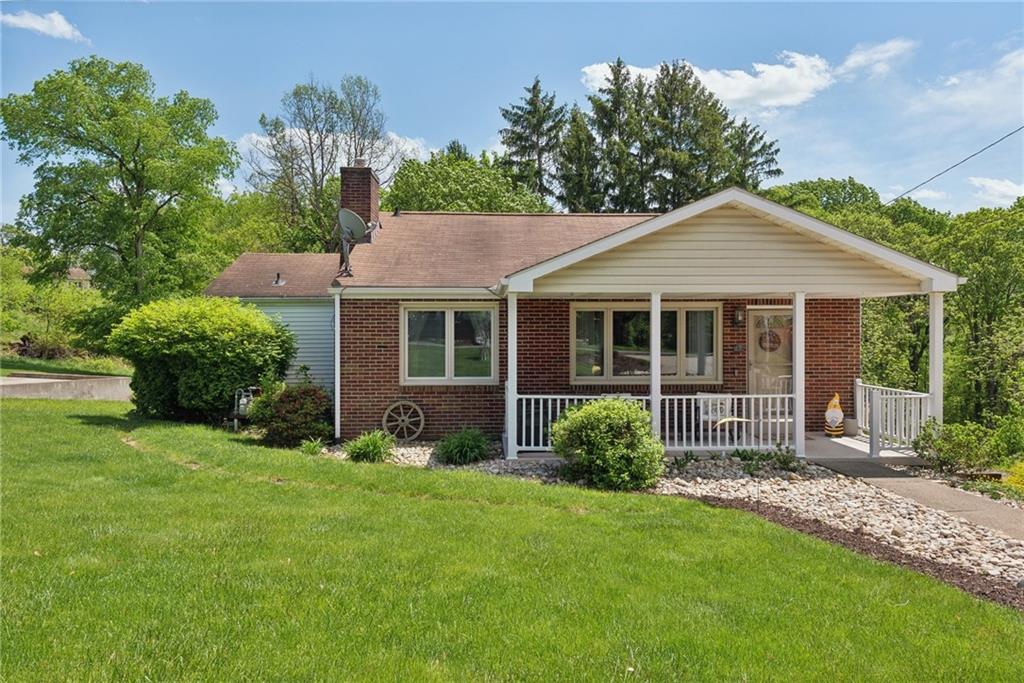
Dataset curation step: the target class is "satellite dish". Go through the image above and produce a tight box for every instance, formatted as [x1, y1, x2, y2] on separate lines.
[338, 208, 368, 241]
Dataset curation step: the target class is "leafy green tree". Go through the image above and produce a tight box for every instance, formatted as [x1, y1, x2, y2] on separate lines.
[556, 106, 604, 212]
[381, 152, 549, 213]
[936, 202, 1024, 421]
[499, 77, 567, 199]
[0, 56, 237, 305]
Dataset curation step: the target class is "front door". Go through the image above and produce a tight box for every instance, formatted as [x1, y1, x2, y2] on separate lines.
[748, 308, 793, 394]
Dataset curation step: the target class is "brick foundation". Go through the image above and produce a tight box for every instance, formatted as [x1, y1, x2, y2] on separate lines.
[338, 297, 860, 440]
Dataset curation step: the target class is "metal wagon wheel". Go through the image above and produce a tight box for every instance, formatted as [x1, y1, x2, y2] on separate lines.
[381, 400, 425, 442]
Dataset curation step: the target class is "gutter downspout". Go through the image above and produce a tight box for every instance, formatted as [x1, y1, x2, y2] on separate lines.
[334, 290, 341, 442]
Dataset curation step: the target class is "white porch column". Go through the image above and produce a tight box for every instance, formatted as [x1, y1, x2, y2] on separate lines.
[650, 292, 662, 438]
[793, 292, 806, 457]
[505, 292, 518, 459]
[929, 292, 944, 423]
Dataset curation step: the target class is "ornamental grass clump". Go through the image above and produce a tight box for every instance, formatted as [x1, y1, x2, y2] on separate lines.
[435, 428, 491, 465]
[345, 429, 396, 463]
[550, 398, 664, 491]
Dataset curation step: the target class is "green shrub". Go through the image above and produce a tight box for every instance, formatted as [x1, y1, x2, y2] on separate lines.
[550, 398, 664, 491]
[1007, 462, 1024, 494]
[988, 409, 1024, 465]
[345, 429, 395, 463]
[731, 446, 802, 475]
[108, 297, 295, 420]
[247, 370, 287, 426]
[253, 384, 332, 447]
[435, 428, 491, 465]
[913, 419, 996, 474]
[300, 437, 326, 456]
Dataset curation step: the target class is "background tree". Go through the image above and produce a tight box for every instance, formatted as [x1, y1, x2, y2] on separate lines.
[441, 139, 473, 161]
[248, 75, 404, 252]
[589, 59, 640, 211]
[0, 56, 237, 305]
[574, 59, 782, 212]
[556, 106, 604, 212]
[382, 152, 549, 213]
[499, 77, 566, 199]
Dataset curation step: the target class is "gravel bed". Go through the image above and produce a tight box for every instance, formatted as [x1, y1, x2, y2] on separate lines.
[885, 463, 1024, 511]
[654, 458, 1024, 584]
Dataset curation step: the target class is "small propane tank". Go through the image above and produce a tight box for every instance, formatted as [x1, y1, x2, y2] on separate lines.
[825, 393, 844, 438]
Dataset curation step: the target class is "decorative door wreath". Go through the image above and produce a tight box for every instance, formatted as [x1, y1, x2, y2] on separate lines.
[758, 330, 782, 352]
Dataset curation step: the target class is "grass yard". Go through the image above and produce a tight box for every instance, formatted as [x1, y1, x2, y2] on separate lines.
[2, 399, 1023, 680]
[0, 353, 132, 377]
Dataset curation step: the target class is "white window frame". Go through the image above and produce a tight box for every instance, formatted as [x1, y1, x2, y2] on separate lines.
[569, 301, 723, 385]
[400, 302, 500, 386]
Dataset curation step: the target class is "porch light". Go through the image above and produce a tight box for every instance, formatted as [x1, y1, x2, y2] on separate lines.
[732, 307, 746, 327]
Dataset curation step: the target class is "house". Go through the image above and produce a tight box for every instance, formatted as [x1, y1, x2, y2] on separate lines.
[207, 162, 961, 458]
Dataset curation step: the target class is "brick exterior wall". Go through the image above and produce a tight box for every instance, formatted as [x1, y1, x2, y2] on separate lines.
[338, 297, 860, 440]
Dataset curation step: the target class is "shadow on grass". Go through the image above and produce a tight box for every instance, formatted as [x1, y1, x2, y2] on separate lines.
[69, 413, 145, 433]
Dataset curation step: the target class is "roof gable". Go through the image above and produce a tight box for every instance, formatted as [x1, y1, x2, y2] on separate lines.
[504, 188, 961, 294]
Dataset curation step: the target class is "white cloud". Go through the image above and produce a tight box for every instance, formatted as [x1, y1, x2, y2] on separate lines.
[967, 177, 1024, 206]
[836, 38, 918, 78]
[912, 48, 1024, 126]
[691, 52, 833, 108]
[580, 38, 914, 114]
[580, 63, 659, 92]
[0, 10, 88, 43]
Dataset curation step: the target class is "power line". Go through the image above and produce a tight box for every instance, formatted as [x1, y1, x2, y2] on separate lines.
[885, 124, 1024, 205]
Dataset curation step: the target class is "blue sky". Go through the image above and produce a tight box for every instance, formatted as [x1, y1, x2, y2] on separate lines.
[3, 2, 1022, 221]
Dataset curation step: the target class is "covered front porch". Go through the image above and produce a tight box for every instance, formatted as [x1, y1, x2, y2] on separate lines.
[503, 291, 946, 459]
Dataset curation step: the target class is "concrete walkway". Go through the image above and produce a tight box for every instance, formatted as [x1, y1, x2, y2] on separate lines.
[809, 457, 1024, 541]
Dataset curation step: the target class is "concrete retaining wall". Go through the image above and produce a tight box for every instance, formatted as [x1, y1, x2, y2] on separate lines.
[0, 373, 132, 401]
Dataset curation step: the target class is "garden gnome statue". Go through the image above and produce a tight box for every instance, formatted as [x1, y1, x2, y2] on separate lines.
[824, 393, 844, 438]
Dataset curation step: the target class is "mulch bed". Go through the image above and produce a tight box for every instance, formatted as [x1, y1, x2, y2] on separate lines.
[697, 495, 1024, 612]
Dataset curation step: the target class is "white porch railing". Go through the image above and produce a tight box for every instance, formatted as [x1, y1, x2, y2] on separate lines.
[854, 379, 930, 452]
[514, 393, 793, 453]
[516, 395, 650, 451]
[662, 394, 794, 451]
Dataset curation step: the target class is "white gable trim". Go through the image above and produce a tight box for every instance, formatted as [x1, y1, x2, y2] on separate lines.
[503, 188, 961, 293]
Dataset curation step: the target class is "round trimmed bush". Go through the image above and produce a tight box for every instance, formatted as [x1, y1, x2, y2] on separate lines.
[108, 297, 295, 420]
[254, 384, 332, 447]
[550, 398, 664, 490]
[435, 428, 491, 465]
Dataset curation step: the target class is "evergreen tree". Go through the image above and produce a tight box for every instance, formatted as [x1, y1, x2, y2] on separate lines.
[499, 77, 566, 199]
[556, 106, 604, 212]
[589, 59, 641, 212]
[650, 61, 732, 210]
[724, 119, 783, 190]
[440, 139, 472, 161]
[631, 76, 658, 212]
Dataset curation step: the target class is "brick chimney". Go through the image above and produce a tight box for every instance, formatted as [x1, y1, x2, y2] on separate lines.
[340, 159, 379, 226]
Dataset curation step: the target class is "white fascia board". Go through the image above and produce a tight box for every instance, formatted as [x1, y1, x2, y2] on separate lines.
[504, 187, 961, 293]
[330, 286, 501, 300]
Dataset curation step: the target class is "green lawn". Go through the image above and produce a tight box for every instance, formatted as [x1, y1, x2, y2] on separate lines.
[0, 353, 132, 377]
[2, 399, 1023, 680]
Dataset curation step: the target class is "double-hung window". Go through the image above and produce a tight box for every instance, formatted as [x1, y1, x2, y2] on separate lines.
[401, 304, 498, 385]
[571, 303, 721, 384]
